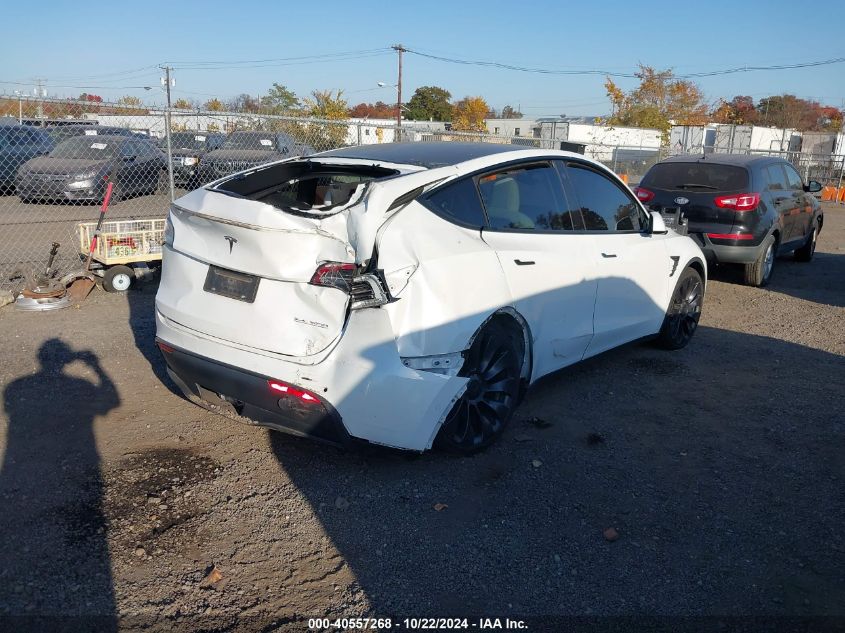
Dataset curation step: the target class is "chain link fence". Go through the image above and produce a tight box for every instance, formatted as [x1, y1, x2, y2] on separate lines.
[2, 94, 844, 290]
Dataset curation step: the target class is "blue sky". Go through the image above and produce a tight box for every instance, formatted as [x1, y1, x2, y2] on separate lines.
[2, 0, 843, 116]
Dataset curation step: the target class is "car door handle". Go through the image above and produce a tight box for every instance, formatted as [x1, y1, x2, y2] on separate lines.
[514, 259, 535, 266]
[601, 252, 617, 258]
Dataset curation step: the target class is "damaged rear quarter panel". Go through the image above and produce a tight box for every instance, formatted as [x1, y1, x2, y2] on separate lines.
[376, 200, 514, 358]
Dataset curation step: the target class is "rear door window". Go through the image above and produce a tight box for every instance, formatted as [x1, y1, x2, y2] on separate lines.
[477, 162, 574, 231]
[562, 161, 644, 232]
[423, 177, 487, 228]
[783, 163, 804, 191]
[764, 165, 789, 191]
[642, 162, 749, 191]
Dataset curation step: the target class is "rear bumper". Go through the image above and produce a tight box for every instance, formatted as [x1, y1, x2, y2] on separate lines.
[691, 232, 765, 265]
[154, 304, 469, 451]
[158, 341, 350, 446]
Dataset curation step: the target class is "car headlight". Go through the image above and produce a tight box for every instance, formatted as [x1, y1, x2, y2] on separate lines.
[183, 157, 197, 166]
[164, 213, 175, 248]
[73, 170, 98, 180]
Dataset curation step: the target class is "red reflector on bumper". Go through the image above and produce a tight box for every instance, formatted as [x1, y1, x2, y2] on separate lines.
[157, 341, 174, 354]
[707, 233, 755, 241]
[268, 379, 319, 403]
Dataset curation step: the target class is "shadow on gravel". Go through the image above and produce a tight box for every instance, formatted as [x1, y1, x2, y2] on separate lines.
[269, 326, 845, 619]
[0, 339, 119, 629]
[706, 252, 844, 308]
[127, 278, 179, 396]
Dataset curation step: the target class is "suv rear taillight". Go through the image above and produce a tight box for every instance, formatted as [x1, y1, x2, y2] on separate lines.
[714, 192, 760, 212]
[634, 187, 655, 203]
[310, 262, 390, 310]
[310, 262, 356, 292]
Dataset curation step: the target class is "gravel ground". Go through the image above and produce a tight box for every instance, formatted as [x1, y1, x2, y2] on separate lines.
[0, 203, 843, 632]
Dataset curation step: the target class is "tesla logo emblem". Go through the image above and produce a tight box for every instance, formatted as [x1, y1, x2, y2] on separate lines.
[223, 235, 237, 253]
[674, 196, 690, 205]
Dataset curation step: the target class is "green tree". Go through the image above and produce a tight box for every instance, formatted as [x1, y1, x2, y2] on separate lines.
[605, 65, 708, 142]
[299, 89, 349, 150]
[261, 83, 300, 113]
[406, 86, 453, 121]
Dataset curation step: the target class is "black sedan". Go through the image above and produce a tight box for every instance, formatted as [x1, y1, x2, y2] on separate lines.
[16, 135, 166, 203]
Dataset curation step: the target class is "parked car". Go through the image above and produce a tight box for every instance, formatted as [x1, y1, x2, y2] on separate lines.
[16, 135, 166, 203]
[156, 142, 707, 454]
[159, 131, 226, 188]
[44, 125, 138, 144]
[635, 154, 823, 286]
[198, 131, 313, 182]
[0, 124, 53, 191]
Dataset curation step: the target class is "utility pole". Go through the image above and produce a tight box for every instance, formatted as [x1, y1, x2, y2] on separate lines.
[392, 44, 404, 130]
[161, 66, 176, 201]
[33, 78, 47, 119]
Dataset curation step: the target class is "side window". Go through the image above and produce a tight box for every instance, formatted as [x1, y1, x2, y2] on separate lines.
[423, 177, 487, 228]
[783, 164, 804, 191]
[563, 162, 643, 232]
[477, 163, 575, 231]
[119, 141, 137, 158]
[765, 165, 789, 191]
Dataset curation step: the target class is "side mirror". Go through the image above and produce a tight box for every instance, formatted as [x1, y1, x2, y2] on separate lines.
[649, 211, 668, 234]
[805, 180, 822, 193]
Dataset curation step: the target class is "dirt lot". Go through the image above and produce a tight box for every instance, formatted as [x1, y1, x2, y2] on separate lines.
[0, 204, 843, 631]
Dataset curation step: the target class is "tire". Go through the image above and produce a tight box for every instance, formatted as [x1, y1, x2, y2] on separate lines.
[103, 265, 134, 293]
[435, 319, 525, 454]
[655, 267, 704, 350]
[793, 223, 817, 262]
[743, 235, 776, 287]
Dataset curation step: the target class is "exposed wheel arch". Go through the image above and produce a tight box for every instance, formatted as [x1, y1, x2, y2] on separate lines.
[464, 308, 534, 391]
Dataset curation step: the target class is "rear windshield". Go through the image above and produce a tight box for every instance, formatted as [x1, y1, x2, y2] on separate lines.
[213, 160, 399, 217]
[642, 162, 749, 191]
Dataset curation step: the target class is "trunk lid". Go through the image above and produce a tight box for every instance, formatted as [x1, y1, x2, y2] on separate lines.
[157, 160, 451, 359]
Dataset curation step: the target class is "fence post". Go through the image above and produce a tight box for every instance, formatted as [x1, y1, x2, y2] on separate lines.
[356, 122, 362, 146]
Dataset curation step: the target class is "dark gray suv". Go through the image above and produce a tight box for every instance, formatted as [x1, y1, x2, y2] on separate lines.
[636, 154, 823, 286]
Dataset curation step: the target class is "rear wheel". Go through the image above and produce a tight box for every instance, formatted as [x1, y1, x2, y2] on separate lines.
[103, 265, 134, 292]
[435, 320, 524, 454]
[793, 224, 817, 262]
[655, 267, 704, 350]
[743, 235, 776, 287]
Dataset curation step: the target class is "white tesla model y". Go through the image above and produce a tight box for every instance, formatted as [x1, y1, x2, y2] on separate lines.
[156, 143, 706, 453]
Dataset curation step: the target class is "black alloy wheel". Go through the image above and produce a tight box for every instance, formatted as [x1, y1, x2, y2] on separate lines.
[656, 267, 704, 350]
[436, 320, 524, 454]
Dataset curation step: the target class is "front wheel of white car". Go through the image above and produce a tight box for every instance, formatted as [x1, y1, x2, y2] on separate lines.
[655, 267, 704, 350]
[435, 320, 524, 454]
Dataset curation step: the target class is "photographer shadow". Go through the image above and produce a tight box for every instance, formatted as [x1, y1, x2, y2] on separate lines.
[0, 339, 119, 629]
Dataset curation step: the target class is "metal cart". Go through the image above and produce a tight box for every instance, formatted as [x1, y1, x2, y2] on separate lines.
[76, 218, 165, 292]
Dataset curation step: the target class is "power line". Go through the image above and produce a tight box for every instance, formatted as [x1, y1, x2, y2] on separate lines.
[165, 49, 393, 71]
[404, 48, 845, 79]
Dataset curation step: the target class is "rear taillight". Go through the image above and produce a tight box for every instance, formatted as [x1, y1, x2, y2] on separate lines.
[310, 262, 390, 310]
[714, 192, 760, 212]
[634, 187, 655, 203]
[310, 262, 356, 292]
